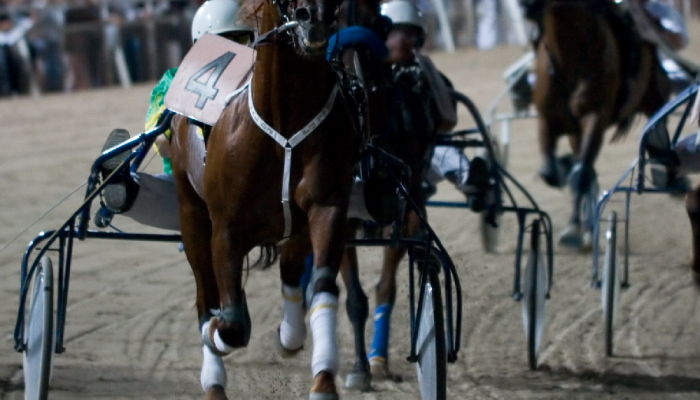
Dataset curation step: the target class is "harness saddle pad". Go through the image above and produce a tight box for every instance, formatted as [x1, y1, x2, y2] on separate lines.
[165, 33, 256, 126]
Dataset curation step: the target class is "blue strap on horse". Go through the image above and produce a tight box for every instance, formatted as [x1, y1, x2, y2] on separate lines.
[368, 303, 393, 361]
[326, 26, 389, 62]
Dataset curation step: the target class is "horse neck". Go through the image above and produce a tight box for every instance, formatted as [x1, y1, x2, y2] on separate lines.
[252, 1, 337, 135]
[542, 5, 609, 66]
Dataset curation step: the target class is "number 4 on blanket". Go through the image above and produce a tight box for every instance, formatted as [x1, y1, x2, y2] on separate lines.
[165, 33, 256, 125]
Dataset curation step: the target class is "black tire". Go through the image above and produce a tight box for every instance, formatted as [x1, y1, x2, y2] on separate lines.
[522, 220, 547, 370]
[415, 267, 447, 400]
[602, 211, 619, 357]
[23, 255, 54, 400]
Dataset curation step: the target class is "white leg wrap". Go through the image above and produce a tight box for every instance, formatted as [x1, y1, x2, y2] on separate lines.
[309, 292, 339, 377]
[280, 284, 306, 350]
[202, 322, 235, 355]
[213, 329, 236, 355]
[200, 345, 227, 392]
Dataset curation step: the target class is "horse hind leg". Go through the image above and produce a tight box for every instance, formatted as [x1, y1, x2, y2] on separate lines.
[367, 244, 402, 382]
[339, 245, 371, 391]
[537, 119, 567, 188]
[369, 210, 423, 382]
[277, 237, 311, 356]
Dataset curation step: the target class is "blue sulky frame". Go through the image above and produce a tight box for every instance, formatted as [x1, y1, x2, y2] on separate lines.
[13, 111, 180, 354]
[590, 82, 699, 289]
[426, 91, 555, 302]
[13, 109, 464, 368]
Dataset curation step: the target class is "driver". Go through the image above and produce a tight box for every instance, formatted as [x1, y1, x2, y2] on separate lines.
[381, 0, 491, 209]
[95, 0, 255, 230]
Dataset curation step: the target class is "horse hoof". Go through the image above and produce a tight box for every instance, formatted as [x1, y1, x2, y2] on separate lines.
[204, 385, 228, 400]
[344, 371, 371, 391]
[309, 371, 338, 400]
[538, 169, 564, 188]
[369, 359, 403, 383]
[581, 230, 593, 252]
[275, 326, 304, 358]
[558, 224, 583, 249]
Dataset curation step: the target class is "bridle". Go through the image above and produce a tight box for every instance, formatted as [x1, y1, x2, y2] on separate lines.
[253, 0, 338, 48]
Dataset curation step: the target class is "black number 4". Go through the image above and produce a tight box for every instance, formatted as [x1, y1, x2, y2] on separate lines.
[185, 51, 236, 110]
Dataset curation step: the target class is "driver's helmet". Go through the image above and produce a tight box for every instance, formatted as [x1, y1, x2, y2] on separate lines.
[380, 0, 425, 33]
[191, 0, 255, 43]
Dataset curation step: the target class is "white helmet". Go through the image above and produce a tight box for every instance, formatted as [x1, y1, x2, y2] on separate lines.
[191, 0, 254, 43]
[380, 0, 424, 31]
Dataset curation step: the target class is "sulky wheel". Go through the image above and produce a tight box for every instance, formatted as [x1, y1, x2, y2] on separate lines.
[521, 219, 547, 370]
[23, 255, 55, 400]
[601, 211, 621, 357]
[415, 265, 447, 400]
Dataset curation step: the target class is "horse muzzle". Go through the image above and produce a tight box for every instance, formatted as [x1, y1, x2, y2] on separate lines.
[293, 6, 331, 53]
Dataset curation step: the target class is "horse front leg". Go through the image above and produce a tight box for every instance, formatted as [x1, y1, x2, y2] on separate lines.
[686, 176, 700, 284]
[172, 170, 227, 400]
[339, 242, 371, 390]
[560, 113, 605, 250]
[204, 222, 251, 354]
[306, 204, 348, 400]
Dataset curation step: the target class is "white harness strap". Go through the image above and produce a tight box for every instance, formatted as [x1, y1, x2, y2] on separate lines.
[248, 83, 339, 239]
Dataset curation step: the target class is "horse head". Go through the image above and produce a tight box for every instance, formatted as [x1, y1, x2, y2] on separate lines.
[282, 0, 342, 55]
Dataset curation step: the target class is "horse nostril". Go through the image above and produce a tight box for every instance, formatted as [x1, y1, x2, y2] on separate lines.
[294, 7, 312, 22]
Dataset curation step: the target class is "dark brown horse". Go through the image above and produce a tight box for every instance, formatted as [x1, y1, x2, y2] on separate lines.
[169, 0, 358, 398]
[337, 23, 447, 386]
[530, 0, 669, 248]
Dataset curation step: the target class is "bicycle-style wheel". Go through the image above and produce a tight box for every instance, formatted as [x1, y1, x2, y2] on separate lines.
[601, 211, 620, 357]
[415, 267, 447, 400]
[521, 219, 547, 370]
[23, 255, 54, 400]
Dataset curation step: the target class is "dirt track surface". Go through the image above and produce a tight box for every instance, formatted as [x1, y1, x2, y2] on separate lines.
[2, 23, 700, 400]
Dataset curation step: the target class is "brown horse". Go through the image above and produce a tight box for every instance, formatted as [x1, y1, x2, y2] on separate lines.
[530, 0, 669, 248]
[168, 0, 358, 398]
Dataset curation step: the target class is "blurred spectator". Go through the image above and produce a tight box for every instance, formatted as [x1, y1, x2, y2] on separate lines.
[153, 0, 195, 74]
[62, 0, 105, 90]
[28, 0, 64, 92]
[0, 2, 34, 96]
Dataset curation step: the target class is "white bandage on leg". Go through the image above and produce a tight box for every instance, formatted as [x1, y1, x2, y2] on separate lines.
[309, 292, 339, 377]
[200, 345, 227, 392]
[202, 321, 235, 355]
[280, 284, 307, 350]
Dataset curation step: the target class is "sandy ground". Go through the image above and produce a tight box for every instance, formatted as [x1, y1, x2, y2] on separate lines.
[2, 22, 700, 400]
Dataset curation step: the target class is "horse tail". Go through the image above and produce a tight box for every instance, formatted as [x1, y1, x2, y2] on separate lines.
[611, 115, 636, 142]
[247, 243, 280, 271]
